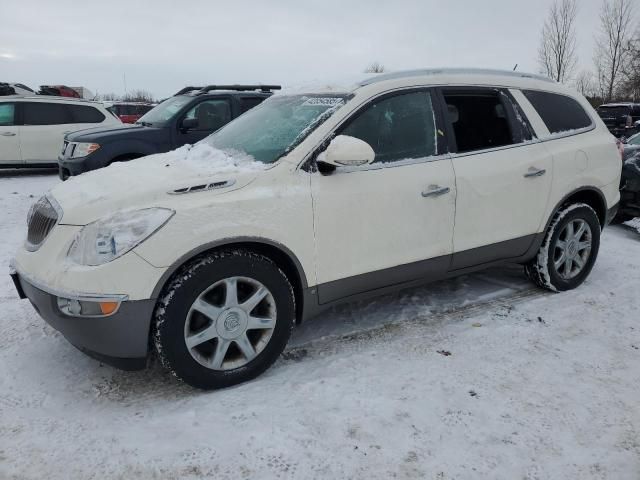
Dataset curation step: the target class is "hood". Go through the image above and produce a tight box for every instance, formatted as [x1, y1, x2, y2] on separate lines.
[66, 123, 162, 142]
[50, 143, 269, 225]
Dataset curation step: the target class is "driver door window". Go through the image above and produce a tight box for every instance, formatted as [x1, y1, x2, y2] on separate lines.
[184, 99, 231, 132]
[340, 91, 439, 164]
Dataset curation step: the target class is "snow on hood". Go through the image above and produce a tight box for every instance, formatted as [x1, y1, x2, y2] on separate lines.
[51, 143, 267, 225]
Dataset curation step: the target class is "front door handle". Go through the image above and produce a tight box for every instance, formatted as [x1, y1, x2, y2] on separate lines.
[524, 167, 546, 178]
[422, 185, 450, 197]
[1, 132, 16, 137]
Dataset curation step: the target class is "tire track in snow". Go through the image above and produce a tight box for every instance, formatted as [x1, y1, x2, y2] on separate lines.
[282, 287, 549, 362]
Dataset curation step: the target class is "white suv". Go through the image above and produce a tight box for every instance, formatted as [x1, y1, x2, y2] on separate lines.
[11, 69, 621, 389]
[0, 96, 119, 167]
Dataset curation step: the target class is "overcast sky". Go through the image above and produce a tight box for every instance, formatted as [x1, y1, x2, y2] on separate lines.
[1, 0, 609, 99]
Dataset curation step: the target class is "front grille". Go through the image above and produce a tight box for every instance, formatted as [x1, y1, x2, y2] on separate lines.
[26, 196, 59, 251]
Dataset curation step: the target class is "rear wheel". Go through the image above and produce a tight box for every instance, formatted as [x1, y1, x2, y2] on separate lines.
[525, 203, 600, 292]
[154, 250, 295, 389]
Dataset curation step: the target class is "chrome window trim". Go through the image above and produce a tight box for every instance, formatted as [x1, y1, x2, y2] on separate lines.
[331, 153, 452, 174]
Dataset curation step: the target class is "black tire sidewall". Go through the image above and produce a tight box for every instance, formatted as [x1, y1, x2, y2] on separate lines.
[156, 251, 295, 390]
[546, 206, 601, 291]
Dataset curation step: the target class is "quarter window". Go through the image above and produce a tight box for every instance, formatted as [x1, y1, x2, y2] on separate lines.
[184, 99, 232, 131]
[443, 90, 515, 153]
[0, 103, 15, 126]
[523, 90, 592, 134]
[69, 105, 105, 123]
[23, 102, 71, 125]
[340, 91, 438, 164]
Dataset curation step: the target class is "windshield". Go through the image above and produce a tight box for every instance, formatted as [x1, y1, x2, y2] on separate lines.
[205, 94, 349, 163]
[137, 96, 191, 125]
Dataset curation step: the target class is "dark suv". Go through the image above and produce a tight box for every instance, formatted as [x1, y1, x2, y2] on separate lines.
[596, 103, 640, 138]
[58, 85, 280, 179]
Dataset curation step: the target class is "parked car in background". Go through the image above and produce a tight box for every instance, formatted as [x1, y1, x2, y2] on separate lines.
[0, 96, 120, 167]
[105, 102, 155, 124]
[58, 84, 280, 179]
[38, 85, 81, 98]
[12, 69, 621, 389]
[621, 131, 640, 159]
[615, 135, 640, 222]
[596, 102, 640, 138]
[0, 83, 35, 96]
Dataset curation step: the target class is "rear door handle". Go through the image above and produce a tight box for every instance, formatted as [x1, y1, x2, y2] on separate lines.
[1, 132, 16, 137]
[524, 167, 546, 178]
[422, 185, 450, 197]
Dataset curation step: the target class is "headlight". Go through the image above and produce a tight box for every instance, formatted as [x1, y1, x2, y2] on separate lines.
[71, 142, 100, 158]
[68, 208, 174, 265]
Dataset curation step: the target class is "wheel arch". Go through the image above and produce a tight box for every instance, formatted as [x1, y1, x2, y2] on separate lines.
[545, 186, 607, 230]
[150, 237, 310, 323]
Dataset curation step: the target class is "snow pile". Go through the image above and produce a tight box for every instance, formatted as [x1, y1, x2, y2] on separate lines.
[106, 143, 266, 177]
[58, 143, 268, 206]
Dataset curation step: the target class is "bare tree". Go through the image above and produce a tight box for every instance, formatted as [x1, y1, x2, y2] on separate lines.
[122, 89, 156, 103]
[97, 92, 119, 101]
[594, 0, 635, 101]
[620, 28, 640, 100]
[574, 70, 596, 97]
[538, 0, 579, 83]
[364, 62, 385, 73]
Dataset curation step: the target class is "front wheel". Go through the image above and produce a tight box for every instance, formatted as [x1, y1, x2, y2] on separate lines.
[525, 203, 601, 292]
[154, 250, 295, 390]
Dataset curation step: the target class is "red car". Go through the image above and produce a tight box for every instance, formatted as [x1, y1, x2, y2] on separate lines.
[106, 102, 155, 124]
[39, 85, 81, 98]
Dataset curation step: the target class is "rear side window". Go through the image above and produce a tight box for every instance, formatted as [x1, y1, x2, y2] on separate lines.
[340, 90, 438, 164]
[442, 89, 515, 153]
[23, 102, 71, 125]
[240, 97, 265, 114]
[0, 103, 15, 126]
[69, 105, 105, 123]
[523, 90, 592, 134]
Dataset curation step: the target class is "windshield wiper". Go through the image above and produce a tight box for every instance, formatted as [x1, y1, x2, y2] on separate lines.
[136, 121, 152, 127]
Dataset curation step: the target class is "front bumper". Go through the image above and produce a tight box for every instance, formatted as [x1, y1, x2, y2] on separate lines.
[58, 152, 108, 179]
[11, 269, 155, 370]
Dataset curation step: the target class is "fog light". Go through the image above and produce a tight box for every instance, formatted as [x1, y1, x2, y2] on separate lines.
[57, 297, 120, 317]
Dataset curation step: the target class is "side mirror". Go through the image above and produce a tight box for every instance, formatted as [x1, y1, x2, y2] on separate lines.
[180, 117, 198, 131]
[318, 135, 375, 168]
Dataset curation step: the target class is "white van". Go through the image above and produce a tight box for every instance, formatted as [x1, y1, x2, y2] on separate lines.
[0, 96, 119, 167]
[11, 69, 621, 389]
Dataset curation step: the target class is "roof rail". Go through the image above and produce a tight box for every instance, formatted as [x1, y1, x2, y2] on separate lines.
[200, 85, 281, 93]
[174, 86, 204, 95]
[358, 68, 555, 86]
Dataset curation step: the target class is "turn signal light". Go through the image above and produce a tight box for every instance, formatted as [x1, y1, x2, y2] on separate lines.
[99, 302, 119, 315]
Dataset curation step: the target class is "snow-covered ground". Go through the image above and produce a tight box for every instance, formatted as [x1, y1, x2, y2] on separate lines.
[1, 170, 639, 480]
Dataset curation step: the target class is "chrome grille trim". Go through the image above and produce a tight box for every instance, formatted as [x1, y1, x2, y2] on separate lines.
[25, 195, 62, 252]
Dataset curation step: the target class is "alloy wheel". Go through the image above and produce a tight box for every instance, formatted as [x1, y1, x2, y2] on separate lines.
[184, 276, 277, 371]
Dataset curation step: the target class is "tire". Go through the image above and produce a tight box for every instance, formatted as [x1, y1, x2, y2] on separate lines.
[154, 249, 295, 390]
[525, 203, 601, 292]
